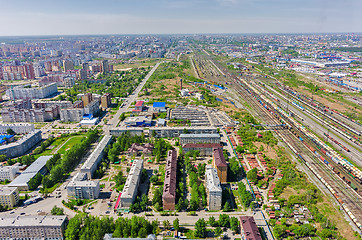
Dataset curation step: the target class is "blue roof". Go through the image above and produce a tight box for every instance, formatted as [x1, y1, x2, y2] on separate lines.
[153, 102, 166, 108]
[0, 135, 14, 144]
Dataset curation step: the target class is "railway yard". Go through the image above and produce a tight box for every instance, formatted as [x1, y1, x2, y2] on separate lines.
[191, 48, 362, 234]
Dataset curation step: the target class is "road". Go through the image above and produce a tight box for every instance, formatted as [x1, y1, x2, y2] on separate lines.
[105, 62, 161, 133]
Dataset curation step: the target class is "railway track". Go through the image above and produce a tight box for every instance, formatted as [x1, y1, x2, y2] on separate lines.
[195, 52, 362, 230]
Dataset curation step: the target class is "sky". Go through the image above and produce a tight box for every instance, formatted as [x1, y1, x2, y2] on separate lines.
[0, 0, 361, 36]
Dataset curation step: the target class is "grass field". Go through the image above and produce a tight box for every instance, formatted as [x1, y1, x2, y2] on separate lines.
[56, 136, 84, 155]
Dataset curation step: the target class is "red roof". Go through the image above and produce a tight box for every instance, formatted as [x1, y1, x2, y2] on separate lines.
[213, 147, 227, 167]
[135, 101, 144, 107]
[163, 149, 177, 200]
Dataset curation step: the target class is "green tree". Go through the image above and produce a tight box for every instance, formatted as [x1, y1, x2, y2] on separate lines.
[194, 218, 206, 238]
[51, 205, 64, 215]
[6, 128, 16, 135]
[214, 226, 223, 236]
[230, 217, 239, 233]
[218, 214, 230, 228]
[208, 216, 217, 227]
[163, 220, 170, 230]
[223, 201, 231, 212]
[173, 218, 180, 231]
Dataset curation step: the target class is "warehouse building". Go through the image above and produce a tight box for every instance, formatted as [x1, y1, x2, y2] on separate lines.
[81, 135, 112, 179]
[205, 167, 222, 210]
[152, 102, 166, 112]
[212, 148, 227, 183]
[179, 133, 221, 145]
[0, 186, 19, 208]
[119, 160, 143, 208]
[163, 149, 177, 210]
[0, 215, 68, 239]
[8, 155, 52, 191]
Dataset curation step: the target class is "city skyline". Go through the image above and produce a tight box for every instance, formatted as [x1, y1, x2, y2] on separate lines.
[1, 0, 361, 36]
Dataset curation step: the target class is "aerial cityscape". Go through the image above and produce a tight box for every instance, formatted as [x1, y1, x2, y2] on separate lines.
[0, 1, 361, 240]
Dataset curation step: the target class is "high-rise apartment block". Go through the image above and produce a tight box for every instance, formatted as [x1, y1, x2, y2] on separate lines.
[82, 93, 93, 107]
[101, 93, 111, 109]
[63, 60, 74, 72]
[6, 83, 57, 100]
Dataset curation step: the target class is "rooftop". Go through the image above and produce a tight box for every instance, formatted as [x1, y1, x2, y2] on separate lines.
[239, 216, 262, 240]
[179, 133, 220, 138]
[120, 160, 143, 199]
[0, 215, 67, 228]
[206, 167, 222, 192]
[135, 101, 144, 107]
[183, 143, 223, 149]
[0, 186, 18, 196]
[153, 102, 166, 108]
[81, 135, 112, 171]
[9, 155, 52, 187]
[213, 148, 227, 167]
[163, 149, 177, 199]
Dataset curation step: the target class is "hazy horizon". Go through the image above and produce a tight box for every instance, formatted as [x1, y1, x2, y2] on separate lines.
[1, 0, 361, 36]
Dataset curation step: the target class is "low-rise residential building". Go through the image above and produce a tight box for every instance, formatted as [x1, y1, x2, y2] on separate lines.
[0, 130, 41, 158]
[119, 160, 143, 208]
[127, 143, 154, 157]
[212, 148, 227, 183]
[0, 186, 19, 207]
[179, 133, 221, 145]
[81, 135, 112, 179]
[133, 101, 144, 112]
[0, 165, 18, 181]
[163, 149, 177, 210]
[103, 233, 156, 240]
[8, 155, 52, 191]
[205, 167, 222, 210]
[182, 143, 223, 156]
[0, 215, 68, 239]
[239, 216, 262, 240]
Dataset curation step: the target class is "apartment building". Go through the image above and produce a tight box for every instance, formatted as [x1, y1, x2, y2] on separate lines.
[60, 108, 84, 122]
[0, 186, 19, 207]
[0, 123, 34, 134]
[205, 167, 222, 210]
[239, 216, 262, 240]
[101, 93, 111, 109]
[1, 105, 59, 122]
[179, 133, 221, 145]
[212, 147, 228, 183]
[119, 160, 143, 208]
[182, 143, 223, 156]
[163, 149, 177, 210]
[0, 215, 68, 239]
[6, 83, 57, 100]
[0, 165, 18, 181]
[67, 173, 100, 199]
[80, 135, 112, 179]
[0, 130, 41, 159]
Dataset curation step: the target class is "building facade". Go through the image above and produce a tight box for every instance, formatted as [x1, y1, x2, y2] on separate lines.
[0, 215, 68, 240]
[182, 143, 223, 156]
[0, 186, 19, 208]
[101, 93, 112, 109]
[179, 133, 221, 145]
[119, 160, 143, 208]
[212, 147, 227, 183]
[0, 123, 34, 134]
[205, 167, 222, 210]
[6, 83, 57, 100]
[163, 149, 177, 210]
[0, 130, 41, 159]
[60, 108, 84, 122]
[149, 127, 218, 138]
[0, 165, 18, 181]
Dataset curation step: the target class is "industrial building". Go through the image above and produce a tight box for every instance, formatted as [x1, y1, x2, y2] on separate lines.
[239, 216, 262, 240]
[67, 172, 100, 199]
[212, 148, 227, 183]
[163, 149, 177, 210]
[6, 83, 57, 100]
[149, 126, 218, 138]
[0, 165, 19, 181]
[8, 155, 52, 191]
[124, 115, 152, 127]
[0, 123, 34, 134]
[110, 127, 144, 137]
[182, 143, 223, 156]
[205, 167, 222, 210]
[179, 133, 221, 145]
[0, 186, 19, 208]
[80, 135, 112, 179]
[119, 160, 143, 208]
[0, 215, 68, 239]
[0, 130, 41, 158]
[171, 105, 210, 126]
